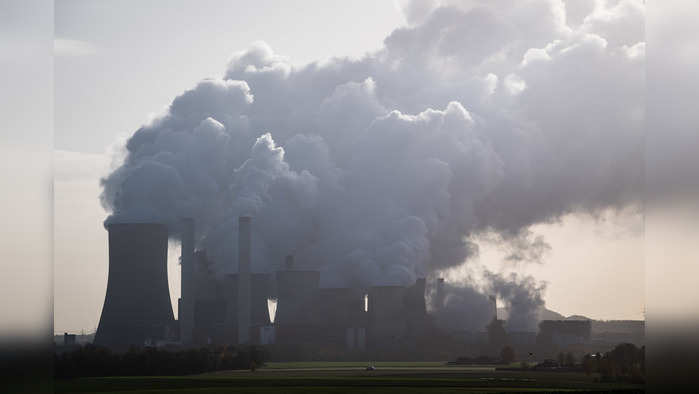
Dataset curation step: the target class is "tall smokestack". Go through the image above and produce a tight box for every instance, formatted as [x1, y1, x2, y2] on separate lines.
[95, 223, 174, 349]
[179, 218, 195, 344]
[237, 216, 252, 344]
[436, 278, 445, 310]
[489, 294, 497, 322]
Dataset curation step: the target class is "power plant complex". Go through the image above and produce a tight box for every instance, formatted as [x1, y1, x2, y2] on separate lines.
[93, 216, 644, 360]
[94, 216, 431, 358]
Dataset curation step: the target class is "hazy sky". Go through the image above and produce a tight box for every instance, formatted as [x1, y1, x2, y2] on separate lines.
[53, 0, 646, 334]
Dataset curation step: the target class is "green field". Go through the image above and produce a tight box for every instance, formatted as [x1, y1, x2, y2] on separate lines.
[263, 361, 448, 369]
[55, 362, 644, 393]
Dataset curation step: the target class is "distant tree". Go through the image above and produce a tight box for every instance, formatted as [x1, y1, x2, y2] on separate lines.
[54, 344, 267, 378]
[594, 352, 602, 372]
[596, 343, 645, 383]
[500, 345, 515, 364]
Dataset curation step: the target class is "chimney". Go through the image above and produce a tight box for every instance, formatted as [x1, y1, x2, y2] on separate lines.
[436, 278, 445, 310]
[237, 216, 252, 344]
[179, 218, 195, 344]
[489, 295, 497, 322]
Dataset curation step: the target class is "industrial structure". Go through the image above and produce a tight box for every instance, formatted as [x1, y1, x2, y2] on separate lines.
[93, 216, 643, 360]
[94, 223, 176, 349]
[94, 216, 432, 355]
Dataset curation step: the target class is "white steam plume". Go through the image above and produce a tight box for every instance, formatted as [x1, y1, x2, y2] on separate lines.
[100, 0, 644, 331]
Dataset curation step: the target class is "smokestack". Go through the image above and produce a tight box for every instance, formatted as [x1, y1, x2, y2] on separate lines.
[95, 223, 174, 349]
[179, 218, 195, 344]
[436, 278, 445, 310]
[489, 294, 497, 322]
[237, 216, 252, 344]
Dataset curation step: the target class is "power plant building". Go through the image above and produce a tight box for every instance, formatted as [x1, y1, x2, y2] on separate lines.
[94, 217, 430, 355]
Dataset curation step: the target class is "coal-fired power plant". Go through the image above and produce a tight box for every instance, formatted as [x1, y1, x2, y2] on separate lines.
[93, 216, 632, 361]
[94, 216, 437, 358]
[94, 223, 175, 349]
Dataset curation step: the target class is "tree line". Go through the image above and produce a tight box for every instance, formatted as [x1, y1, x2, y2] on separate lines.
[54, 344, 267, 378]
[582, 343, 645, 383]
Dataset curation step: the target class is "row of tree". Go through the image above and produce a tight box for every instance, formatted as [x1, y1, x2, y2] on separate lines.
[54, 344, 267, 378]
[582, 343, 645, 383]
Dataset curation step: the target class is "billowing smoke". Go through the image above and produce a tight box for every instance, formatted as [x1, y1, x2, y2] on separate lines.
[100, 0, 644, 331]
[428, 272, 545, 332]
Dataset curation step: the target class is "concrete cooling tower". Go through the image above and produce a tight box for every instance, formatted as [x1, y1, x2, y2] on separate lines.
[94, 223, 175, 349]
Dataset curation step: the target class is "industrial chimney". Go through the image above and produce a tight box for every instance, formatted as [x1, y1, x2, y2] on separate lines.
[489, 294, 497, 322]
[179, 218, 195, 344]
[94, 223, 174, 349]
[436, 278, 445, 310]
[237, 216, 252, 344]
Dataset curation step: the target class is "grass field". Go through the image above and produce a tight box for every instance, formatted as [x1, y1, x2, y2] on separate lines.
[55, 362, 644, 393]
[263, 361, 447, 369]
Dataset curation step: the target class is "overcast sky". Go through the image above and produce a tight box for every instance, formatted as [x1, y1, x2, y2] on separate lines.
[53, 0, 647, 334]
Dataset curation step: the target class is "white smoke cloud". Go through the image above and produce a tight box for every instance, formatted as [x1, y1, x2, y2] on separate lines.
[100, 0, 644, 331]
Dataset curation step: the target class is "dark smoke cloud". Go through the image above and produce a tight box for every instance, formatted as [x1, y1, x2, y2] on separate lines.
[100, 0, 644, 330]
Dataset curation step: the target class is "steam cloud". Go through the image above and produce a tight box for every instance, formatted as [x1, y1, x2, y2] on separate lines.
[100, 0, 644, 331]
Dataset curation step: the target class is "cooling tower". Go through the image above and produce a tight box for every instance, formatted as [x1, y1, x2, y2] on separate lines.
[237, 216, 252, 344]
[179, 218, 195, 344]
[94, 223, 174, 349]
